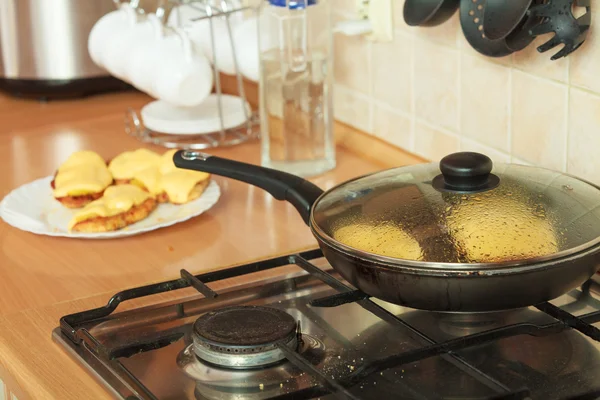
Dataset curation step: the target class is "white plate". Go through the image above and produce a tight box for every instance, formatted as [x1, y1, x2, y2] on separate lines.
[141, 95, 251, 135]
[0, 176, 220, 239]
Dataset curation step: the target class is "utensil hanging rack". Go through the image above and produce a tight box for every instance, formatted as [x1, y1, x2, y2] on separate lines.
[119, 0, 260, 149]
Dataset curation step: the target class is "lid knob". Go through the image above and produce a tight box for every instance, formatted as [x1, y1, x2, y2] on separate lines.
[432, 152, 500, 193]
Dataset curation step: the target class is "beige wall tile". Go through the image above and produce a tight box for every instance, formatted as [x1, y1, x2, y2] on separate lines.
[511, 71, 567, 171]
[414, 39, 459, 131]
[511, 157, 533, 166]
[333, 33, 371, 95]
[413, 14, 460, 48]
[460, 54, 510, 151]
[372, 103, 412, 150]
[330, 12, 596, 175]
[371, 32, 412, 113]
[512, 36, 568, 83]
[393, 0, 411, 34]
[333, 85, 372, 133]
[331, 0, 355, 15]
[570, 7, 599, 92]
[567, 88, 600, 184]
[460, 138, 511, 163]
[414, 121, 459, 161]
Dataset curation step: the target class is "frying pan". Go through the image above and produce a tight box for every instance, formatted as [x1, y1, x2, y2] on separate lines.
[173, 150, 600, 312]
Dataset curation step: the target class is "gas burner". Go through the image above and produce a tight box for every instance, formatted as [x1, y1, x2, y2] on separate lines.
[192, 306, 299, 369]
[179, 334, 332, 400]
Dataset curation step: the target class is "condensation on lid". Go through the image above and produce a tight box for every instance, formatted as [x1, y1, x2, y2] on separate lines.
[312, 162, 600, 265]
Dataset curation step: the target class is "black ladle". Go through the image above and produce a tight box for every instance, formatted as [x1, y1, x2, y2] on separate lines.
[483, 0, 533, 40]
[403, 0, 460, 27]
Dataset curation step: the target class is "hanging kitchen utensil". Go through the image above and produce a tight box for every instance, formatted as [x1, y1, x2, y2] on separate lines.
[403, 0, 460, 27]
[528, 0, 591, 60]
[483, 0, 532, 40]
[504, 0, 544, 52]
[173, 150, 600, 313]
[460, 0, 514, 58]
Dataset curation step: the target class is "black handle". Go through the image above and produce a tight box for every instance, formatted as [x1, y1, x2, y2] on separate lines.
[432, 152, 500, 193]
[173, 150, 324, 225]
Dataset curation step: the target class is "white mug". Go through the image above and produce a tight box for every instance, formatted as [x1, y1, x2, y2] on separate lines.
[88, 4, 137, 68]
[186, 17, 241, 76]
[232, 16, 260, 82]
[230, 14, 278, 82]
[151, 29, 214, 107]
[104, 14, 163, 81]
[126, 19, 165, 97]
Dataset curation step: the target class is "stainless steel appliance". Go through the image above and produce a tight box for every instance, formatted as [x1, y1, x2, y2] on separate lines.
[53, 249, 600, 399]
[0, 0, 130, 98]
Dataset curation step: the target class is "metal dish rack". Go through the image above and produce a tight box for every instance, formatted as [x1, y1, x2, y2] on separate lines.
[121, 0, 260, 149]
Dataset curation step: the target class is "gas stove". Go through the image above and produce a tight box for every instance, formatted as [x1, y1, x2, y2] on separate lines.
[53, 249, 600, 399]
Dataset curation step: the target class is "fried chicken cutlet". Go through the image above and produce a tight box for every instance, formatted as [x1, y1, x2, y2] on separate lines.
[69, 184, 157, 233]
[52, 150, 113, 209]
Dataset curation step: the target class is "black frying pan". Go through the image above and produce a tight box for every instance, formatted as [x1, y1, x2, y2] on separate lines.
[173, 150, 600, 313]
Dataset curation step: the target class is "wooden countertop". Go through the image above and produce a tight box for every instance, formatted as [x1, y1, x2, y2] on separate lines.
[0, 90, 423, 399]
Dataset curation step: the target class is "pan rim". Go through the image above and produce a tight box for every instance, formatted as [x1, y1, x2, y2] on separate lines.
[312, 228, 600, 276]
[309, 164, 600, 271]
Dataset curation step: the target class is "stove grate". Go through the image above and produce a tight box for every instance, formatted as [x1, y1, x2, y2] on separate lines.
[180, 269, 217, 299]
[58, 249, 600, 400]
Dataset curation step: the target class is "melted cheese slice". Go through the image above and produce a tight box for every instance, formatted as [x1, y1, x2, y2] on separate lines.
[132, 166, 162, 195]
[68, 184, 151, 230]
[53, 151, 112, 197]
[58, 150, 106, 170]
[131, 149, 210, 203]
[158, 149, 180, 174]
[108, 149, 162, 180]
[160, 169, 209, 204]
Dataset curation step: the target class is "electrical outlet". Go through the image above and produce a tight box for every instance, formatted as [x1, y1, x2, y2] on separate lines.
[355, 0, 370, 19]
[334, 0, 393, 41]
[365, 0, 393, 42]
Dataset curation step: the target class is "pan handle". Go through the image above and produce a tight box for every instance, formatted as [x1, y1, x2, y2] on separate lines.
[173, 150, 324, 225]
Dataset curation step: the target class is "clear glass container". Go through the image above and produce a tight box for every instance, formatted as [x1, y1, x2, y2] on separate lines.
[258, 0, 336, 177]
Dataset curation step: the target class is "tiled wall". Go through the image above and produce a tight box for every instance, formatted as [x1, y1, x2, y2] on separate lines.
[332, 2, 600, 184]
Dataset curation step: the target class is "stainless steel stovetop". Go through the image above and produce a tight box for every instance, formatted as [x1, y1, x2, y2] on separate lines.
[53, 249, 600, 400]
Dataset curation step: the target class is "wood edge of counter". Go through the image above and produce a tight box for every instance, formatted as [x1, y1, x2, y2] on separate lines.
[0, 339, 38, 400]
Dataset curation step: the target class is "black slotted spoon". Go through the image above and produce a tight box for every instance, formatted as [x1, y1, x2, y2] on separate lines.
[460, 0, 514, 57]
[528, 0, 591, 60]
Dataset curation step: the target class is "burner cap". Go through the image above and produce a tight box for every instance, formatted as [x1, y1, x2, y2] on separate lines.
[192, 306, 298, 369]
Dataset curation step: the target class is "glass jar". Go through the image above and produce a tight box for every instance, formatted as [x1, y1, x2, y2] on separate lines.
[258, 0, 336, 177]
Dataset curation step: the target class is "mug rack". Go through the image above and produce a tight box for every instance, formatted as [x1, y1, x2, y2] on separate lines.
[118, 0, 260, 150]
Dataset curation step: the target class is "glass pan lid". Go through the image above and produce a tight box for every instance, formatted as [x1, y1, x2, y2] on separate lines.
[311, 152, 600, 266]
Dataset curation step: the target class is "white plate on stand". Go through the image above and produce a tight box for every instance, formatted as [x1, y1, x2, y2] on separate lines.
[0, 176, 221, 239]
[141, 94, 251, 135]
